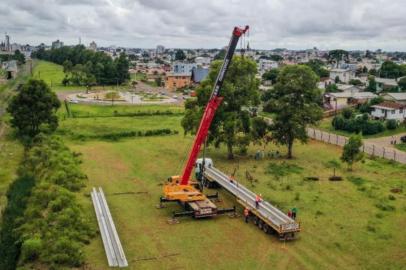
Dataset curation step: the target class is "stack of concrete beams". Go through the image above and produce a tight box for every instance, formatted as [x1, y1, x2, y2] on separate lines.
[91, 187, 128, 268]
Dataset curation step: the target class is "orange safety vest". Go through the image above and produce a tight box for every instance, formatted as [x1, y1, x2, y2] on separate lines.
[244, 208, 249, 216]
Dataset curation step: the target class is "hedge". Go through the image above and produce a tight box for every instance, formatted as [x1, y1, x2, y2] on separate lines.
[332, 114, 385, 135]
[0, 135, 94, 269]
[68, 128, 179, 141]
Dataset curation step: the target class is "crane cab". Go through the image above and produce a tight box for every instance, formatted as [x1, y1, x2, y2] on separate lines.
[195, 158, 213, 181]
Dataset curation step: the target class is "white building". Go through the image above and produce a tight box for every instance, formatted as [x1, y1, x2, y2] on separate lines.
[371, 102, 405, 121]
[89, 41, 97, 51]
[329, 69, 354, 83]
[258, 59, 279, 75]
[172, 62, 197, 75]
[51, 39, 64, 49]
[195, 56, 211, 66]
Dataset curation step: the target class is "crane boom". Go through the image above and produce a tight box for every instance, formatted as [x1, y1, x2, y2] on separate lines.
[180, 26, 249, 185]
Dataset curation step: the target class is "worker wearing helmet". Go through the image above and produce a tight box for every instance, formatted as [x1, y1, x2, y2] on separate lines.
[243, 208, 250, 223]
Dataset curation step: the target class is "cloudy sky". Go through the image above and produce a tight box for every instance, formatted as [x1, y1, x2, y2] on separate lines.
[0, 0, 405, 51]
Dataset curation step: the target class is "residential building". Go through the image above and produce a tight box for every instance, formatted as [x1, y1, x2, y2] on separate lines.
[164, 73, 191, 91]
[5, 34, 10, 51]
[374, 78, 398, 92]
[324, 91, 377, 110]
[51, 39, 64, 49]
[336, 84, 362, 93]
[329, 69, 354, 83]
[172, 62, 197, 75]
[191, 66, 209, 83]
[371, 102, 405, 121]
[2, 60, 18, 79]
[89, 41, 97, 51]
[195, 56, 211, 66]
[381, 92, 406, 105]
[258, 59, 278, 75]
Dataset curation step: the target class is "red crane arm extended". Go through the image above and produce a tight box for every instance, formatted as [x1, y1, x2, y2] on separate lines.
[180, 26, 249, 185]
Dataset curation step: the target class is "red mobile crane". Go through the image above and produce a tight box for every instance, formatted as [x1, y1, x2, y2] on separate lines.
[160, 26, 249, 218]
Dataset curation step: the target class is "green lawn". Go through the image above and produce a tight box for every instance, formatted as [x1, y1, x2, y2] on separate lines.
[32, 60, 133, 92]
[317, 117, 406, 139]
[32, 60, 66, 89]
[58, 104, 406, 270]
[395, 143, 406, 152]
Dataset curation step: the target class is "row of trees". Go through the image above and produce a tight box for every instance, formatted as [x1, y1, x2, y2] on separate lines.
[32, 45, 130, 86]
[1, 79, 94, 268]
[182, 56, 323, 159]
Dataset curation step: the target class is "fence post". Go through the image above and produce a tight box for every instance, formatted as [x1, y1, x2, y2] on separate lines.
[383, 147, 385, 158]
[394, 150, 396, 161]
[313, 129, 316, 138]
[328, 133, 331, 143]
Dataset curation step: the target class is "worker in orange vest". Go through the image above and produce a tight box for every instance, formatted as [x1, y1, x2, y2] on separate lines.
[243, 208, 250, 223]
[255, 194, 262, 209]
[229, 174, 235, 184]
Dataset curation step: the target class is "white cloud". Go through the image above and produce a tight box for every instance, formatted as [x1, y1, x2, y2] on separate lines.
[0, 0, 405, 50]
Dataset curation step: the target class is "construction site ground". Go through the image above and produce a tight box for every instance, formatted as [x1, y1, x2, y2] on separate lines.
[56, 103, 406, 270]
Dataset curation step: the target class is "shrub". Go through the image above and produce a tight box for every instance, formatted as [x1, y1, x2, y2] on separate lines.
[386, 119, 397, 130]
[21, 238, 42, 262]
[342, 107, 354, 119]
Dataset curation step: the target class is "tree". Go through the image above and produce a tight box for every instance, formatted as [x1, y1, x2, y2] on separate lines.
[181, 56, 260, 159]
[115, 53, 130, 84]
[325, 83, 339, 93]
[7, 79, 61, 139]
[328, 49, 349, 67]
[270, 65, 323, 158]
[251, 117, 269, 146]
[367, 76, 377, 92]
[380, 61, 401, 78]
[349, 79, 362, 86]
[62, 60, 73, 73]
[175, 49, 186, 61]
[398, 77, 406, 91]
[262, 69, 279, 84]
[155, 76, 162, 87]
[303, 59, 329, 78]
[341, 134, 363, 170]
[214, 49, 226, 60]
[13, 50, 25, 64]
[269, 54, 283, 62]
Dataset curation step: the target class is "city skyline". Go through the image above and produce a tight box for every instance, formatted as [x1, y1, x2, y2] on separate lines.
[0, 0, 406, 51]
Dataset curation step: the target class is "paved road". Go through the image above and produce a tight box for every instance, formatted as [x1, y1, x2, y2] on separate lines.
[364, 133, 406, 148]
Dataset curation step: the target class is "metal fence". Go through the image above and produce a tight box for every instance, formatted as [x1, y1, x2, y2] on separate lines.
[306, 127, 406, 164]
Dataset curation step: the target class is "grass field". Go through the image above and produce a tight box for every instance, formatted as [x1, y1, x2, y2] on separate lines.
[317, 117, 406, 138]
[58, 104, 406, 270]
[32, 60, 130, 92]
